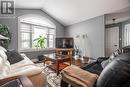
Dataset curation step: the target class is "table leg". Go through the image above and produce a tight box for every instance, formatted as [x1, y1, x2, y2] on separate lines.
[43, 59, 46, 66]
[56, 61, 59, 75]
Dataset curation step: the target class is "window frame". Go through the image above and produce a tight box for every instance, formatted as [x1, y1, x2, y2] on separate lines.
[18, 15, 56, 51]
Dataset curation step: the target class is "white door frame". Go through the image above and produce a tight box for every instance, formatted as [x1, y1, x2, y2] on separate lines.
[105, 26, 119, 56]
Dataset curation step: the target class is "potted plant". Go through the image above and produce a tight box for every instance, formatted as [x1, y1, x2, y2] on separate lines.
[33, 35, 47, 48]
[0, 24, 11, 48]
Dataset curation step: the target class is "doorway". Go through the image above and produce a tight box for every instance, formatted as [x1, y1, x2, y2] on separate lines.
[105, 27, 119, 56]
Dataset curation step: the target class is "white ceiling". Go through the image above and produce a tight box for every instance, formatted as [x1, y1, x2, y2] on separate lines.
[15, 0, 130, 26]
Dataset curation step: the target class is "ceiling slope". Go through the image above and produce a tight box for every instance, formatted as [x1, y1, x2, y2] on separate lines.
[15, 0, 130, 26]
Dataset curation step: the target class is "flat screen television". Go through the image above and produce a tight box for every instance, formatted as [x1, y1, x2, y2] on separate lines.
[56, 38, 74, 48]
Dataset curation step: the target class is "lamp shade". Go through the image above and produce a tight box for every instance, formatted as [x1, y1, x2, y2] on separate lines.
[0, 35, 8, 39]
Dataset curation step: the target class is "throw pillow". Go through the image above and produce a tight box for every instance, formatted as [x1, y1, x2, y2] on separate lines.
[6, 50, 24, 64]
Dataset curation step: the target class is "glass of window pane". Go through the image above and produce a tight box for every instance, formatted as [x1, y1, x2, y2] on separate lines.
[49, 40, 54, 48]
[21, 33, 30, 40]
[48, 35, 54, 48]
[32, 26, 48, 48]
[123, 23, 130, 46]
[22, 41, 30, 49]
[21, 33, 30, 49]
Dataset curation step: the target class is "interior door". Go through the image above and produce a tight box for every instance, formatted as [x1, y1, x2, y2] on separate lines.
[105, 27, 119, 56]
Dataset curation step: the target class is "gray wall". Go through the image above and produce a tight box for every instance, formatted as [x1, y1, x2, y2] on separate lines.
[65, 16, 105, 58]
[0, 9, 65, 59]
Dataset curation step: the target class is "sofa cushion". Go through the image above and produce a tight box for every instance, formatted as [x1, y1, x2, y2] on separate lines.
[0, 57, 11, 78]
[0, 46, 7, 52]
[0, 50, 7, 63]
[6, 50, 24, 64]
[0, 57, 3, 68]
[0, 61, 10, 76]
[0, 49, 11, 78]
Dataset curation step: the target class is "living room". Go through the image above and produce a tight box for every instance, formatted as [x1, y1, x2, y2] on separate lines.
[0, 0, 130, 87]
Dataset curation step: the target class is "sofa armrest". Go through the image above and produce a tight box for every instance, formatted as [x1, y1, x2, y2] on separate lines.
[0, 75, 33, 87]
[0, 73, 47, 87]
[0, 75, 33, 86]
[0, 75, 19, 86]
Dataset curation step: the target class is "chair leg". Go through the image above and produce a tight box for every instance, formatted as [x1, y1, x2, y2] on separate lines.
[60, 79, 69, 87]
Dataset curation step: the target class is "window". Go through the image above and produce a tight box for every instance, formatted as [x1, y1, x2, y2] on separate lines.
[123, 23, 130, 46]
[19, 15, 56, 50]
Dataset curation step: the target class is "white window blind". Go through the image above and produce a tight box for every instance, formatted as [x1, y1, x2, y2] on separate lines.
[19, 22, 55, 49]
[20, 23, 31, 49]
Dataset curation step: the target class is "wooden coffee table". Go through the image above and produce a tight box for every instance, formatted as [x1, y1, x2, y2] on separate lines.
[43, 54, 95, 75]
[44, 54, 71, 75]
[72, 58, 89, 68]
[72, 57, 96, 68]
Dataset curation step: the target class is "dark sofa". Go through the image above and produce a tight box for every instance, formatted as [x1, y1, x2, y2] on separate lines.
[96, 53, 130, 87]
[61, 46, 130, 87]
[82, 45, 130, 75]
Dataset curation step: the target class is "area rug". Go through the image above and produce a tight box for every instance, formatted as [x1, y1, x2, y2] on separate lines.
[35, 63, 61, 87]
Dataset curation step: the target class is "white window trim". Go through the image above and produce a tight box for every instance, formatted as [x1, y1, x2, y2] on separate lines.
[18, 14, 56, 52]
[19, 48, 55, 52]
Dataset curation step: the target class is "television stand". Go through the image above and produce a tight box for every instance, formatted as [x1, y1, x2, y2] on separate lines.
[56, 48, 74, 58]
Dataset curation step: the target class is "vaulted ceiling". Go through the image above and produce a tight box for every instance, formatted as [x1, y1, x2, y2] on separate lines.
[105, 6, 130, 24]
[15, 0, 130, 26]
